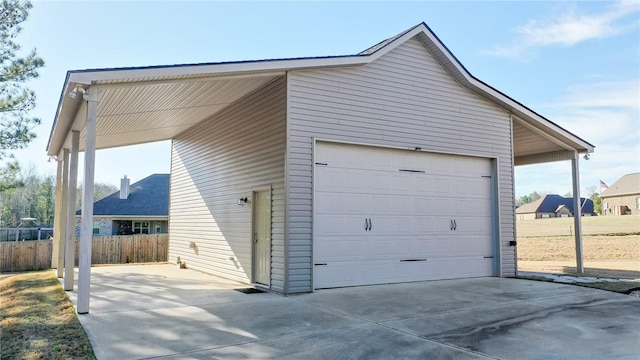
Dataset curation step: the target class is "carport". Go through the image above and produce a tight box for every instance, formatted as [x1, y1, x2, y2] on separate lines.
[46, 23, 594, 314]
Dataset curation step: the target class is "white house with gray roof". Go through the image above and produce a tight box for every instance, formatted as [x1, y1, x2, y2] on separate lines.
[46, 23, 594, 312]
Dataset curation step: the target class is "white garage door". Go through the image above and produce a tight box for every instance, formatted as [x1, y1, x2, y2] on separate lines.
[313, 142, 495, 289]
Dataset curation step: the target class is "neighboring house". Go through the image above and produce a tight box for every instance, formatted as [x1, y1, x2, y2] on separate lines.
[75, 174, 169, 236]
[600, 173, 640, 216]
[47, 23, 594, 295]
[516, 195, 595, 220]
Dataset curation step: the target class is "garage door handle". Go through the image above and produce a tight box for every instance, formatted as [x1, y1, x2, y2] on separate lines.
[364, 218, 372, 231]
[453, 220, 457, 230]
[369, 218, 372, 231]
[450, 219, 454, 231]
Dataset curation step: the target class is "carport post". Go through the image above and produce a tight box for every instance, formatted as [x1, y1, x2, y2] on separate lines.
[571, 151, 584, 274]
[77, 88, 98, 314]
[57, 149, 69, 278]
[52, 156, 62, 271]
[64, 132, 79, 290]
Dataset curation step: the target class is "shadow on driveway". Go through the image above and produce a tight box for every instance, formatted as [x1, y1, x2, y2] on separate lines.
[63, 264, 640, 360]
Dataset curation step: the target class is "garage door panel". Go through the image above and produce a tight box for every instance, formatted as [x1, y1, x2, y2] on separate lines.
[370, 235, 413, 257]
[415, 199, 433, 215]
[433, 178, 454, 196]
[453, 216, 492, 235]
[315, 215, 369, 236]
[316, 193, 374, 215]
[314, 142, 495, 289]
[457, 199, 491, 215]
[316, 236, 369, 260]
[415, 175, 434, 194]
[370, 173, 393, 192]
[315, 256, 494, 289]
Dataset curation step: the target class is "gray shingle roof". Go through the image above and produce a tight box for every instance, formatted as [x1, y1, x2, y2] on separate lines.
[600, 173, 640, 198]
[516, 194, 594, 214]
[76, 174, 169, 216]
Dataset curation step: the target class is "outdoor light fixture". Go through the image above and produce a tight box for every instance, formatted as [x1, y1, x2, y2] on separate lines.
[69, 85, 89, 100]
[583, 153, 590, 160]
[238, 197, 248, 206]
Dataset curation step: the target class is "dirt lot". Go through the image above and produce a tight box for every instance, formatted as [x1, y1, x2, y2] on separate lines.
[517, 215, 640, 278]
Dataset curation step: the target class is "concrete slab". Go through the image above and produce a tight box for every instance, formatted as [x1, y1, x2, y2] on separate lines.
[159, 323, 490, 360]
[63, 265, 640, 360]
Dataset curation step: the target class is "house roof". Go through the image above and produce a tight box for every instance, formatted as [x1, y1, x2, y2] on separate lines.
[46, 22, 594, 165]
[600, 173, 640, 198]
[76, 174, 169, 216]
[516, 194, 594, 214]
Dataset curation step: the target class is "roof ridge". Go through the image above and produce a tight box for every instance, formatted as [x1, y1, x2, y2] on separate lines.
[358, 23, 424, 56]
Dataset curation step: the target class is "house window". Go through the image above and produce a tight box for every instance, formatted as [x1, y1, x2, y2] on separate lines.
[133, 221, 149, 234]
[93, 220, 100, 235]
[636, 198, 640, 210]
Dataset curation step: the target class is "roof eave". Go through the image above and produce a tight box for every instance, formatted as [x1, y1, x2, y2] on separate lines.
[600, 191, 640, 198]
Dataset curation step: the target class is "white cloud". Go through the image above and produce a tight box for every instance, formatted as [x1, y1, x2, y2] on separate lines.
[560, 81, 640, 110]
[486, 1, 640, 58]
[549, 80, 639, 144]
[515, 79, 640, 197]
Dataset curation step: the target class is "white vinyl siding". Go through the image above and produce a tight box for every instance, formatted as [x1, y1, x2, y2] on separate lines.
[287, 37, 515, 292]
[169, 77, 286, 291]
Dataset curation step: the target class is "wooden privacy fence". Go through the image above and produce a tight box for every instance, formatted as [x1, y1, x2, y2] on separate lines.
[0, 234, 168, 272]
[0, 240, 53, 272]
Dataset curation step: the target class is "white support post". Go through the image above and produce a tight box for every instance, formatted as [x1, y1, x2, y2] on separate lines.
[571, 152, 584, 274]
[52, 157, 63, 269]
[64, 132, 79, 290]
[78, 88, 98, 314]
[58, 149, 69, 278]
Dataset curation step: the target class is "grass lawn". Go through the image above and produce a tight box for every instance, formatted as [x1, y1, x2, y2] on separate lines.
[517, 235, 640, 261]
[517, 215, 640, 237]
[517, 215, 640, 280]
[0, 271, 96, 360]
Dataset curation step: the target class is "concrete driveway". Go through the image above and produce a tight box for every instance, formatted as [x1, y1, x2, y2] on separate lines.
[65, 264, 640, 360]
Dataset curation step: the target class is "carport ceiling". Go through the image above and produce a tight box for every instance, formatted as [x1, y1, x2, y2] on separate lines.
[50, 72, 283, 153]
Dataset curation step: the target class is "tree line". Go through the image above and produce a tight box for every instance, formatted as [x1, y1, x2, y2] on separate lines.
[0, 164, 118, 227]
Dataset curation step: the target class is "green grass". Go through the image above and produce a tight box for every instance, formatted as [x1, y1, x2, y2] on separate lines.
[0, 271, 96, 360]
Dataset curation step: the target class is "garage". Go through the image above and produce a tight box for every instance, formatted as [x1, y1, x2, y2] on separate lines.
[47, 23, 595, 308]
[313, 142, 496, 289]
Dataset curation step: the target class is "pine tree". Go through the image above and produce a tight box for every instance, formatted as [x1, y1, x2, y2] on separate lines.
[0, 0, 45, 191]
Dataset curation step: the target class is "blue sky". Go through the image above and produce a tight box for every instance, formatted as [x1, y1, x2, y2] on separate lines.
[14, 1, 640, 198]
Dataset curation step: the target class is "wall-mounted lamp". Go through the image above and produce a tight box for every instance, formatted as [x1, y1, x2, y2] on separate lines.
[238, 197, 248, 206]
[69, 85, 89, 100]
[583, 153, 590, 160]
[414, 147, 422, 151]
